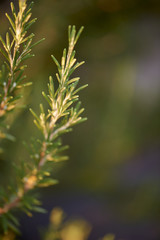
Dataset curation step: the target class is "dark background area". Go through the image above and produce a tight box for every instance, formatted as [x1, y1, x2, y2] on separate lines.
[1, 0, 160, 239]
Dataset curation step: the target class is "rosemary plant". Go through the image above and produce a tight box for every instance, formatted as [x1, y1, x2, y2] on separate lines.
[0, 0, 87, 237]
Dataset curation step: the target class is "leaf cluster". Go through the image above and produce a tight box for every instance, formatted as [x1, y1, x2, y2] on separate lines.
[0, 0, 87, 237]
[30, 25, 87, 160]
[0, 0, 44, 123]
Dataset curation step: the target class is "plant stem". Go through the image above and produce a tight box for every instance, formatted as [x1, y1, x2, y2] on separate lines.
[0, 141, 47, 215]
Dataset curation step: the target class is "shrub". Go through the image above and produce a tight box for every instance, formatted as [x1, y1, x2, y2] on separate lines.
[0, 0, 87, 238]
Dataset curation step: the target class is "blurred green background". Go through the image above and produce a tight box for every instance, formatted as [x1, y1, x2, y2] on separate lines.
[1, 0, 160, 239]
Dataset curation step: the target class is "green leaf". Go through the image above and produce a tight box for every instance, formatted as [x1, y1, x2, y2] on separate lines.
[33, 120, 43, 131]
[15, 69, 25, 82]
[42, 91, 51, 106]
[21, 53, 35, 61]
[6, 212, 20, 227]
[54, 155, 69, 162]
[30, 38, 45, 49]
[61, 48, 66, 70]
[51, 55, 61, 69]
[0, 47, 9, 61]
[73, 84, 88, 95]
[0, 36, 8, 52]
[32, 206, 47, 214]
[68, 25, 72, 42]
[25, 18, 37, 31]
[40, 103, 45, 114]
[6, 32, 11, 50]
[30, 108, 40, 122]
[38, 178, 59, 187]
[75, 117, 87, 125]
[16, 81, 32, 88]
[26, 1, 34, 13]
[8, 221, 21, 235]
[74, 26, 84, 44]
[48, 76, 55, 98]
[69, 25, 76, 44]
[10, 2, 17, 19]
[5, 13, 15, 31]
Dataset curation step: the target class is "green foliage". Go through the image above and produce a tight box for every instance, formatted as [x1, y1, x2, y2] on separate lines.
[0, 0, 44, 141]
[0, 0, 87, 237]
